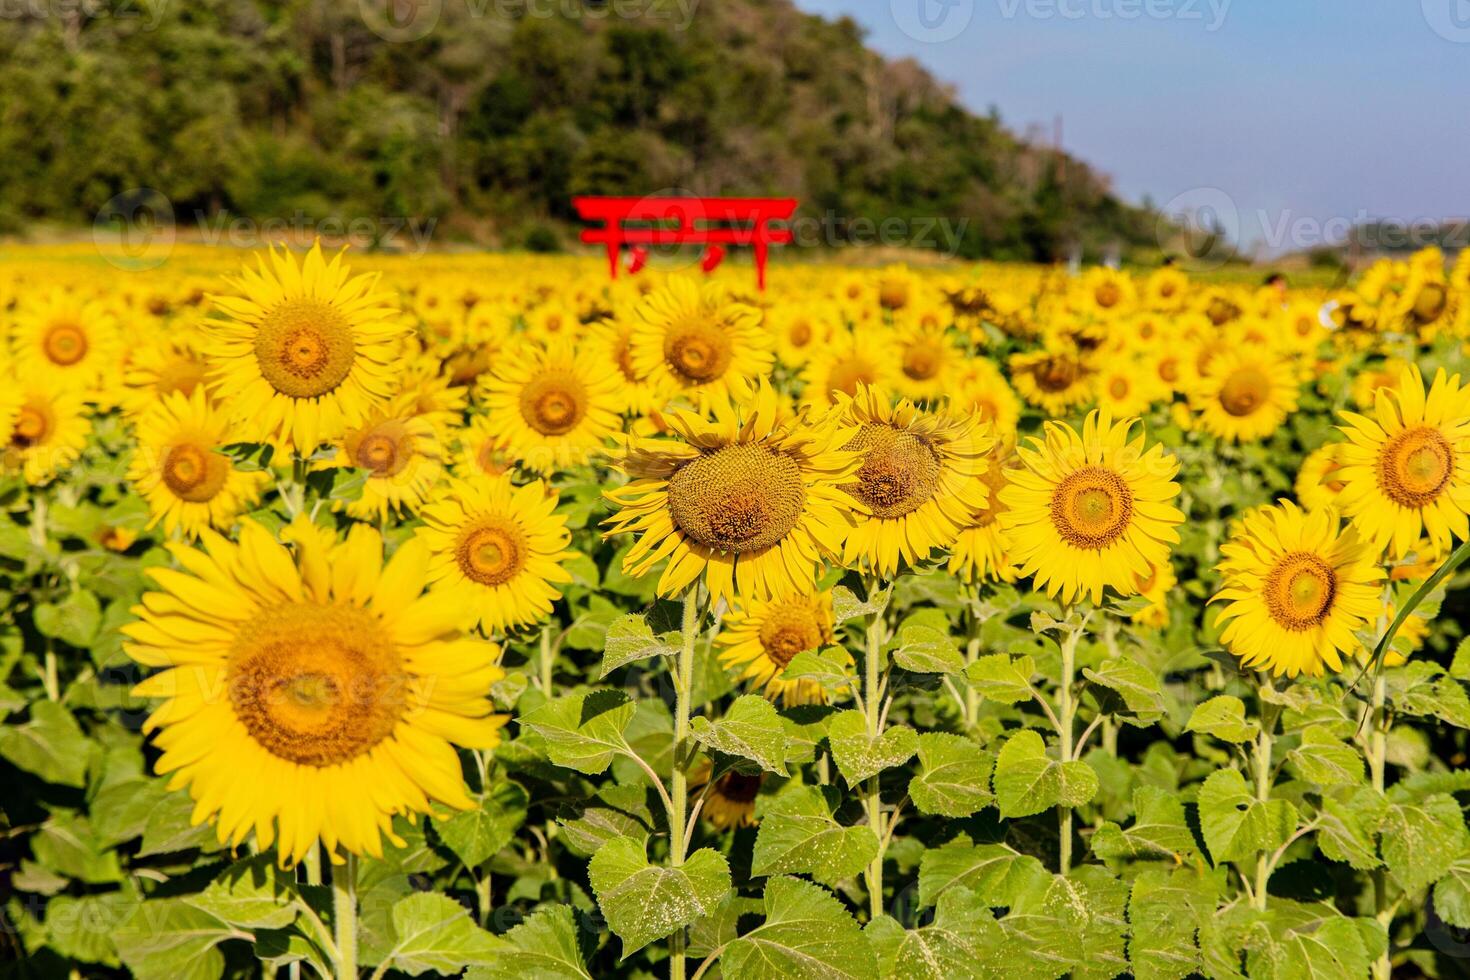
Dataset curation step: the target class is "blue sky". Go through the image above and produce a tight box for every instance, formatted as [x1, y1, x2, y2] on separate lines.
[795, 0, 1469, 252]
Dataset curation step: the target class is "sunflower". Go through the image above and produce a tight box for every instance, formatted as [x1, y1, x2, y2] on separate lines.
[1334, 365, 1470, 559]
[453, 414, 515, 480]
[477, 337, 622, 474]
[124, 517, 507, 864]
[1189, 347, 1299, 443]
[604, 381, 861, 604]
[1093, 359, 1166, 418]
[629, 277, 771, 410]
[1294, 444, 1347, 512]
[1144, 267, 1190, 312]
[715, 590, 836, 705]
[690, 760, 763, 830]
[418, 475, 574, 634]
[1009, 347, 1094, 416]
[587, 317, 671, 416]
[1277, 301, 1328, 353]
[999, 411, 1184, 605]
[768, 303, 836, 367]
[121, 335, 211, 419]
[947, 447, 1018, 584]
[1075, 267, 1137, 320]
[835, 385, 993, 575]
[9, 292, 121, 395]
[950, 357, 1022, 439]
[1211, 502, 1384, 678]
[4, 387, 91, 485]
[1350, 357, 1412, 409]
[798, 328, 898, 411]
[204, 244, 407, 454]
[1147, 344, 1200, 397]
[1130, 559, 1176, 628]
[325, 398, 447, 520]
[129, 389, 267, 539]
[893, 322, 962, 402]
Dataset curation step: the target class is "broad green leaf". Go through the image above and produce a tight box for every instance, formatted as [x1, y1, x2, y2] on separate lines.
[520, 690, 636, 775]
[690, 695, 789, 775]
[688, 893, 764, 960]
[826, 709, 918, 783]
[781, 646, 857, 699]
[833, 583, 891, 622]
[1433, 859, 1470, 930]
[1315, 796, 1381, 871]
[1083, 656, 1165, 725]
[113, 898, 247, 980]
[431, 781, 529, 868]
[465, 905, 592, 980]
[965, 654, 1036, 705]
[32, 814, 122, 883]
[867, 887, 1005, 979]
[1380, 792, 1470, 893]
[555, 784, 655, 857]
[0, 700, 90, 787]
[44, 888, 138, 966]
[917, 841, 1051, 908]
[1452, 637, 1470, 680]
[1090, 786, 1197, 863]
[721, 876, 876, 980]
[1185, 695, 1260, 744]
[992, 729, 1098, 818]
[1197, 768, 1297, 864]
[908, 733, 994, 817]
[890, 624, 965, 674]
[588, 836, 731, 956]
[1127, 866, 1221, 980]
[750, 785, 877, 885]
[1244, 904, 1374, 980]
[1285, 727, 1364, 787]
[381, 892, 504, 975]
[598, 614, 680, 678]
[34, 589, 102, 648]
[185, 856, 301, 930]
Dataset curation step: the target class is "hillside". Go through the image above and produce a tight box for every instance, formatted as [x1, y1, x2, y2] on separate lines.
[0, 0, 1157, 259]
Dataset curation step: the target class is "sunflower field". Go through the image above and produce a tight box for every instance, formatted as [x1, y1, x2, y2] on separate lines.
[3, 241, 1470, 980]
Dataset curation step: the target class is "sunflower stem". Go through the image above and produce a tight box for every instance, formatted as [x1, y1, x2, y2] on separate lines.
[963, 590, 982, 731]
[863, 583, 887, 920]
[1057, 620, 1079, 876]
[1252, 679, 1278, 912]
[668, 587, 700, 980]
[538, 623, 555, 694]
[332, 852, 357, 980]
[1369, 665, 1391, 980]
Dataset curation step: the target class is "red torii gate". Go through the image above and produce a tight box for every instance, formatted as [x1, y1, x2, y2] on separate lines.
[572, 196, 798, 291]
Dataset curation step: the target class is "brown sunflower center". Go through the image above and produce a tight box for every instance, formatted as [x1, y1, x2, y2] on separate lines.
[162, 443, 229, 503]
[1413, 283, 1448, 323]
[714, 770, 763, 804]
[757, 602, 830, 668]
[475, 439, 510, 477]
[1219, 366, 1271, 417]
[11, 405, 50, 448]
[1108, 377, 1130, 399]
[879, 281, 909, 310]
[788, 319, 813, 346]
[1095, 282, 1121, 308]
[1157, 357, 1180, 383]
[826, 356, 878, 399]
[903, 342, 943, 381]
[253, 299, 356, 399]
[844, 424, 942, 519]
[456, 519, 526, 586]
[518, 373, 587, 436]
[1263, 552, 1337, 631]
[228, 603, 405, 767]
[614, 335, 639, 383]
[668, 443, 806, 553]
[43, 323, 89, 366]
[349, 421, 412, 478]
[1034, 356, 1080, 392]
[1050, 466, 1133, 549]
[1377, 425, 1452, 508]
[665, 319, 733, 383]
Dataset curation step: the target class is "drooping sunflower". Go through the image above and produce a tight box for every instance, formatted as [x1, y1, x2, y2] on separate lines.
[1211, 501, 1384, 678]
[715, 589, 836, 706]
[835, 385, 994, 575]
[1189, 347, 1300, 443]
[205, 244, 407, 453]
[1334, 366, 1470, 559]
[1009, 347, 1094, 416]
[9, 292, 121, 395]
[477, 337, 622, 474]
[418, 475, 575, 634]
[325, 398, 447, 520]
[124, 518, 507, 864]
[129, 389, 268, 539]
[999, 411, 1184, 604]
[4, 387, 91, 485]
[604, 381, 861, 604]
[629, 277, 771, 410]
[690, 760, 763, 830]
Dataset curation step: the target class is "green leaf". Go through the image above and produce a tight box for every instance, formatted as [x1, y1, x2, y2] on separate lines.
[32, 814, 122, 883]
[465, 905, 591, 980]
[599, 613, 680, 678]
[1315, 795, 1382, 871]
[1434, 859, 1470, 930]
[113, 898, 247, 980]
[782, 646, 857, 699]
[890, 624, 965, 674]
[33, 589, 102, 648]
[431, 782, 529, 868]
[1083, 656, 1165, 725]
[917, 841, 1051, 908]
[44, 888, 138, 966]
[826, 710, 918, 783]
[690, 695, 789, 775]
[1244, 905, 1374, 980]
[185, 856, 302, 930]
[992, 729, 1098, 818]
[556, 784, 655, 857]
[750, 785, 877, 886]
[1091, 786, 1197, 863]
[965, 654, 1036, 705]
[1197, 768, 1297, 864]
[1185, 695, 1260, 744]
[1452, 637, 1470, 680]
[1285, 727, 1364, 787]
[588, 836, 731, 957]
[721, 876, 876, 980]
[381, 892, 504, 975]
[0, 700, 90, 787]
[1127, 867, 1221, 980]
[1380, 792, 1470, 893]
[908, 733, 994, 817]
[520, 690, 636, 775]
[833, 583, 891, 622]
[867, 887, 1005, 979]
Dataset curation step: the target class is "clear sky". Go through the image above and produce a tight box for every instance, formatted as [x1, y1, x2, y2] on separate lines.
[794, 0, 1469, 253]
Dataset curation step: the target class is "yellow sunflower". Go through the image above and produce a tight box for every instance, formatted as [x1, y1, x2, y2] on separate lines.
[1334, 366, 1470, 559]
[629, 277, 771, 410]
[4, 387, 91, 485]
[798, 328, 898, 412]
[325, 398, 447, 520]
[835, 385, 994, 575]
[892, 322, 962, 402]
[1093, 359, 1166, 418]
[121, 334, 212, 419]
[690, 760, 763, 830]
[205, 244, 407, 453]
[1130, 559, 1176, 628]
[1189, 347, 1299, 443]
[604, 381, 861, 604]
[1009, 347, 1094, 416]
[999, 411, 1184, 604]
[1294, 444, 1347, 512]
[9, 291, 121, 395]
[587, 318, 671, 416]
[768, 303, 837, 368]
[1075, 267, 1137, 320]
[453, 414, 515, 480]
[124, 517, 507, 864]
[950, 357, 1022, 439]
[715, 590, 836, 705]
[129, 389, 267, 539]
[477, 337, 622, 475]
[1144, 267, 1190, 312]
[418, 475, 574, 634]
[1211, 501, 1384, 678]
[947, 446, 1018, 584]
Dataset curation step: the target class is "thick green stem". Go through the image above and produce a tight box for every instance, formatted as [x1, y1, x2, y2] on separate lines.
[1370, 669, 1390, 979]
[668, 589, 699, 980]
[1252, 727, 1274, 910]
[863, 599, 887, 919]
[333, 854, 357, 980]
[1057, 625, 1079, 876]
[539, 624, 555, 694]
[963, 604, 982, 731]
